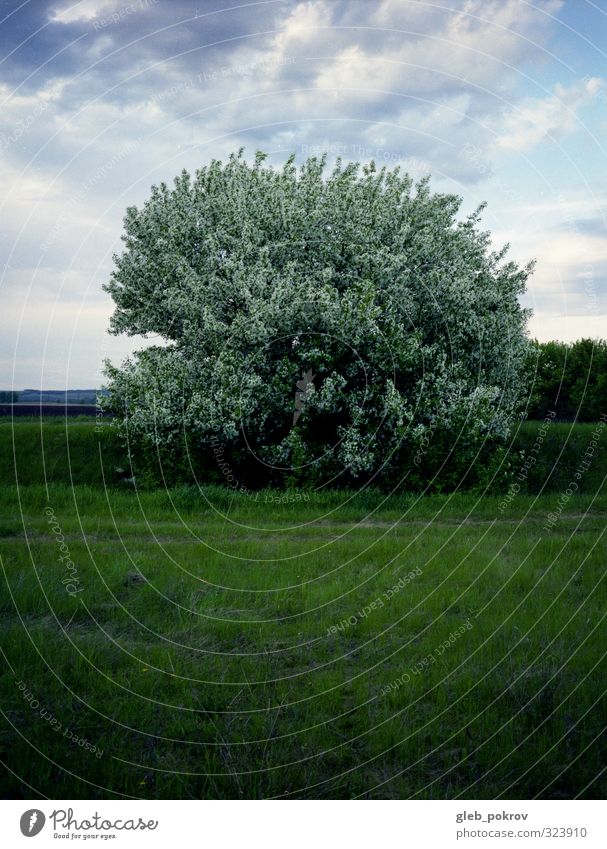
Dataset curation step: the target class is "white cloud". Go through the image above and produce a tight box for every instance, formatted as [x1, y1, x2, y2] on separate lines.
[496, 77, 604, 152]
[273, 0, 331, 53]
[527, 231, 607, 311]
[0, 289, 155, 388]
[528, 313, 607, 343]
[314, 45, 399, 99]
[272, 0, 564, 103]
[49, 0, 119, 25]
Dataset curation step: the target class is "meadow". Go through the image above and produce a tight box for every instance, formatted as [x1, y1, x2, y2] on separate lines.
[0, 418, 606, 799]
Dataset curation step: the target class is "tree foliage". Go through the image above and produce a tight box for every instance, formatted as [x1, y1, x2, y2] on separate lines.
[526, 338, 607, 422]
[103, 151, 532, 490]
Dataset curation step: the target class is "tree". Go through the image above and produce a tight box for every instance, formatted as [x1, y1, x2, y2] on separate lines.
[526, 338, 607, 422]
[103, 150, 533, 490]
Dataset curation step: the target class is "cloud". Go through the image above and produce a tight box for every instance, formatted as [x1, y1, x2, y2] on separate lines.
[273, 0, 330, 52]
[527, 312, 607, 343]
[270, 0, 564, 108]
[559, 217, 607, 238]
[517, 226, 607, 320]
[0, 292, 153, 387]
[496, 76, 604, 152]
[49, 0, 122, 25]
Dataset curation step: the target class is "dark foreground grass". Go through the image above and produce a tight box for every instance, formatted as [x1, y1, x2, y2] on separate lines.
[1, 483, 606, 799]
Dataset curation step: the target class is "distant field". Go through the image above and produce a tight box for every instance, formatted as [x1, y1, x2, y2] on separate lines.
[0, 419, 125, 488]
[0, 420, 606, 799]
[0, 404, 102, 418]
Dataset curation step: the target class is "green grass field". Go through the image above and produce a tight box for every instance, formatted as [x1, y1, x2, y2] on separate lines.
[1, 420, 606, 798]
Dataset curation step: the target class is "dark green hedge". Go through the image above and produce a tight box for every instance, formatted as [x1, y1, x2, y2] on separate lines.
[525, 338, 607, 422]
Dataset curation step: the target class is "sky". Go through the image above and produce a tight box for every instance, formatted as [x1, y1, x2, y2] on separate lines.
[1, 0, 606, 389]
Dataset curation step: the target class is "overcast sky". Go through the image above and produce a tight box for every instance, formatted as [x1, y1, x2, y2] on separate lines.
[1, 0, 606, 389]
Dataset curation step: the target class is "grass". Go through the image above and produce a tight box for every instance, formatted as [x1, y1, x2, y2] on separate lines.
[0, 418, 126, 488]
[1, 417, 606, 494]
[1, 477, 606, 799]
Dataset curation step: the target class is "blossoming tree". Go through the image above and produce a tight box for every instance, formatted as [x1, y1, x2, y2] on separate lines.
[103, 150, 532, 490]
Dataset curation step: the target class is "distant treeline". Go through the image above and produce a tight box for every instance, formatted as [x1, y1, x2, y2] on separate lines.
[0, 389, 103, 404]
[527, 339, 607, 422]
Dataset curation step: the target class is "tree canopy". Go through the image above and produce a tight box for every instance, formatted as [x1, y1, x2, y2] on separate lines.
[527, 338, 607, 422]
[104, 150, 533, 490]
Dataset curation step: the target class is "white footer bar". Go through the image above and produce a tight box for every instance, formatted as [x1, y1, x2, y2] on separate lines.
[1, 800, 605, 848]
